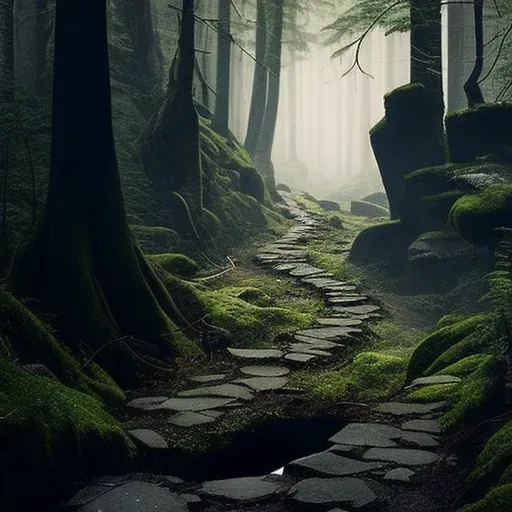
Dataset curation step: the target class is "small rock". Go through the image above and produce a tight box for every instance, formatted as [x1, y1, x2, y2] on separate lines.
[240, 365, 290, 377]
[335, 304, 381, 315]
[288, 477, 377, 509]
[164, 476, 185, 485]
[158, 397, 235, 412]
[125, 396, 169, 411]
[401, 419, 442, 434]
[296, 327, 361, 340]
[178, 384, 254, 401]
[316, 317, 363, 327]
[290, 265, 328, 277]
[363, 447, 438, 466]
[375, 402, 446, 416]
[293, 337, 340, 350]
[170, 411, 219, 427]
[285, 353, 317, 363]
[400, 430, 439, 448]
[407, 375, 462, 389]
[237, 377, 289, 391]
[329, 423, 401, 448]
[189, 374, 227, 383]
[329, 297, 368, 306]
[180, 493, 202, 504]
[228, 348, 283, 360]
[383, 467, 415, 482]
[199, 476, 283, 502]
[128, 429, 168, 449]
[200, 410, 224, 419]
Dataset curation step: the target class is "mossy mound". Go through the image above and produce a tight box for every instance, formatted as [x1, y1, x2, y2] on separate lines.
[130, 225, 179, 254]
[406, 383, 460, 403]
[147, 253, 198, 279]
[449, 185, 512, 246]
[361, 191, 389, 209]
[405, 314, 490, 383]
[446, 102, 512, 164]
[0, 290, 125, 406]
[276, 183, 292, 193]
[0, 359, 134, 510]
[350, 200, 390, 218]
[296, 352, 407, 402]
[460, 485, 512, 512]
[200, 287, 312, 349]
[434, 354, 493, 378]
[440, 355, 505, 430]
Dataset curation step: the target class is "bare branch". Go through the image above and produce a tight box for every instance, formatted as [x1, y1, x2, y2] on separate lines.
[479, 23, 512, 84]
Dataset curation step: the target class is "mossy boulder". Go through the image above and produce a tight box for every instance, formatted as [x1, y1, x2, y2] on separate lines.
[276, 183, 291, 193]
[318, 199, 341, 212]
[449, 185, 512, 246]
[406, 383, 460, 403]
[350, 200, 389, 218]
[445, 102, 512, 163]
[130, 225, 179, 254]
[349, 220, 419, 266]
[0, 359, 134, 510]
[460, 485, 512, 512]
[237, 166, 266, 203]
[434, 354, 493, 377]
[361, 191, 389, 209]
[147, 253, 198, 279]
[405, 314, 490, 383]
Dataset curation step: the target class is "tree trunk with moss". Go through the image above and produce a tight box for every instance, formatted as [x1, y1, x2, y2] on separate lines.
[212, 0, 231, 137]
[244, 0, 268, 157]
[10, 0, 196, 383]
[254, 0, 284, 194]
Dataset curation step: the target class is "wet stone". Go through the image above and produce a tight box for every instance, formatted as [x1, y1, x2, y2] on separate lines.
[289, 265, 327, 277]
[273, 263, 301, 272]
[200, 410, 224, 418]
[296, 327, 361, 340]
[189, 374, 227, 383]
[325, 287, 358, 294]
[178, 383, 254, 401]
[128, 429, 168, 449]
[288, 477, 377, 510]
[316, 317, 363, 327]
[199, 476, 283, 502]
[329, 423, 401, 448]
[400, 430, 439, 448]
[285, 353, 317, 363]
[329, 297, 368, 306]
[170, 411, 220, 427]
[335, 304, 381, 315]
[407, 375, 462, 388]
[293, 336, 340, 349]
[375, 402, 446, 416]
[383, 467, 415, 482]
[286, 451, 382, 478]
[228, 347, 283, 360]
[125, 396, 169, 411]
[301, 277, 341, 288]
[363, 447, 439, 466]
[67, 485, 115, 507]
[402, 419, 442, 434]
[157, 397, 235, 412]
[240, 365, 290, 377]
[236, 377, 289, 391]
[75, 482, 188, 512]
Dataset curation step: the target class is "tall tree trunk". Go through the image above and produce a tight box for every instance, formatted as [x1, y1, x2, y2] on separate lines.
[11, 0, 196, 383]
[34, 0, 53, 98]
[255, 0, 284, 191]
[2, 0, 15, 102]
[288, 54, 298, 161]
[244, 0, 268, 156]
[212, 0, 231, 136]
[464, 0, 485, 106]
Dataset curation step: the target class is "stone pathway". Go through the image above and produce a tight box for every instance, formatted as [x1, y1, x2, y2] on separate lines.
[66, 195, 459, 511]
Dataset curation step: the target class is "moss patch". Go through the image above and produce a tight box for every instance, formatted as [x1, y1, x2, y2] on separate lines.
[406, 383, 460, 403]
[434, 354, 493, 378]
[460, 485, 512, 512]
[148, 253, 198, 279]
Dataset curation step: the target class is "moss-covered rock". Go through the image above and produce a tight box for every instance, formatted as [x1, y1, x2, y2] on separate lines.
[434, 353, 493, 377]
[460, 485, 512, 512]
[0, 359, 134, 510]
[446, 102, 512, 164]
[437, 313, 469, 329]
[449, 185, 512, 246]
[276, 183, 291, 193]
[405, 314, 489, 383]
[361, 191, 389, 209]
[406, 383, 460, 403]
[350, 200, 389, 218]
[130, 225, 179, 254]
[147, 253, 198, 279]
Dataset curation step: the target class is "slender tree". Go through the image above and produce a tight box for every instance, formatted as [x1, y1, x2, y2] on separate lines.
[11, 0, 195, 382]
[244, 0, 268, 156]
[464, 0, 485, 106]
[212, 0, 231, 136]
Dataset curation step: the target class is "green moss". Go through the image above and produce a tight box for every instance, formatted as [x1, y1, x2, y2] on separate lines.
[147, 253, 198, 279]
[449, 185, 512, 246]
[406, 314, 489, 383]
[129, 225, 179, 254]
[295, 352, 407, 402]
[406, 383, 460, 403]
[420, 190, 467, 229]
[0, 291, 124, 406]
[434, 354, 493, 377]
[441, 356, 504, 430]
[0, 359, 134, 510]
[200, 287, 312, 348]
[460, 485, 512, 512]
[437, 313, 469, 328]
[405, 164, 461, 197]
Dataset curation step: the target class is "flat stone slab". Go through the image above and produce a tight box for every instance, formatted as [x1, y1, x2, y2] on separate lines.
[383, 467, 415, 482]
[170, 411, 220, 427]
[240, 365, 290, 377]
[407, 375, 462, 388]
[288, 477, 377, 509]
[200, 410, 224, 418]
[335, 304, 381, 315]
[286, 451, 382, 478]
[316, 317, 363, 327]
[363, 447, 439, 466]
[296, 327, 361, 340]
[199, 477, 282, 502]
[228, 348, 283, 360]
[285, 353, 316, 363]
[375, 402, 446, 416]
[189, 374, 227, 383]
[401, 419, 442, 434]
[237, 377, 289, 391]
[329, 423, 401, 448]
[178, 384, 254, 401]
[329, 297, 368, 306]
[400, 430, 439, 448]
[301, 277, 341, 288]
[128, 429, 168, 449]
[67, 485, 118, 507]
[325, 287, 358, 294]
[77, 482, 188, 512]
[126, 396, 169, 411]
[293, 336, 340, 349]
[273, 263, 301, 271]
[289, 265, 327, 277]
[157, 397, 235, 412]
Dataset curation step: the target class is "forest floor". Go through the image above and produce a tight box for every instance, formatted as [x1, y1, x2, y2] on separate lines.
[64, 194, 471, 512]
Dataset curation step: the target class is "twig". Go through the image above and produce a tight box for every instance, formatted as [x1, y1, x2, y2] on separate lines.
[478, 23, 512, 84]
